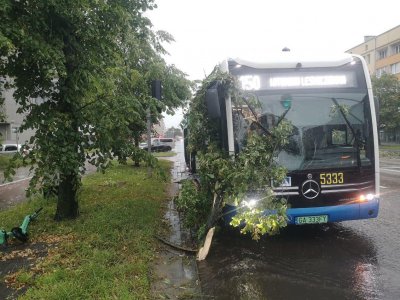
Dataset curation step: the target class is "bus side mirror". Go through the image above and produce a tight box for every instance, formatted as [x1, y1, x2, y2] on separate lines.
[205, 82, 222, 119]
[204, 81, 229, 153]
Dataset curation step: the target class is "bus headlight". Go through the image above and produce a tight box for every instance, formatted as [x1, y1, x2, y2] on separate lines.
[359, 194, 375, 202]
[242, 199, 258, 209]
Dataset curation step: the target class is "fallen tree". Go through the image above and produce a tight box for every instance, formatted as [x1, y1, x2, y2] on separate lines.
[177, 68, 293, 252]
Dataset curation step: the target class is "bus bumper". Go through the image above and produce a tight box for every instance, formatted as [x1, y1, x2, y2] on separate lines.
[222, 198, 379, 225]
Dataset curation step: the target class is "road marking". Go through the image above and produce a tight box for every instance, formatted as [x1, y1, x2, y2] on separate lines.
[380, 186, 388, 189]
[380, 168, 400, 173]
[0, 177, 33, 187]
[381, 166, 400, 169]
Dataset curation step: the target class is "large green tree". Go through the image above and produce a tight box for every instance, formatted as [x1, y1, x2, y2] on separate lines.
[0, 78, 6, 124]
[372, 74, 400, 133]
[0, 0, 190, 220]
[114, 29, 191, 165]
[0, 97, 5, 124]
[0, 91, 4, 144]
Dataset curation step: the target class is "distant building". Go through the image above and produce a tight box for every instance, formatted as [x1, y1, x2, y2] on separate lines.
[346, 25, 400, 79]
[0, 88, 35, 145]
[347, 25, 400, 143]
[1, 87, 167, 145]
[153, 118, 166, 137]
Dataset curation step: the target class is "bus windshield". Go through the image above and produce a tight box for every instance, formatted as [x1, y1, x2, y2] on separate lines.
[233, 90, 375, 171]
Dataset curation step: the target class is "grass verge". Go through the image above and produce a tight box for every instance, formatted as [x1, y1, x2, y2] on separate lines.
[0, 153, 28, 171]
[380, 144, 400, 150]
[153, 151, 176, 158]
[0, 160, 172, 299]
[379, 144, 400, 158]
[0, 154, 15, 171]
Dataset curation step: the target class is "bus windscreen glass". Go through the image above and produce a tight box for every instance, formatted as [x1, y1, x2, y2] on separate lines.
[233, 69, 374, 172]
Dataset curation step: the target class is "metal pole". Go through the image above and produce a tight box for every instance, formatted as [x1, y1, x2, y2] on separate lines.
[16, 128, 19, 149]
[147, 107, 152, 177]
[147, 80, 161, 177]
[219, 60, 235, 156]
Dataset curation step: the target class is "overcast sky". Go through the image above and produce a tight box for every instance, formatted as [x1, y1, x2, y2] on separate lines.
[147, 0, 400, 128]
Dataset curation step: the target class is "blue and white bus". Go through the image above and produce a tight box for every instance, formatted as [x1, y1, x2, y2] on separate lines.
[188, 53, 379, 225]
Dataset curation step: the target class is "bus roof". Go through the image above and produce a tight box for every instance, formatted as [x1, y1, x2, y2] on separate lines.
[228, 53, 358, 70]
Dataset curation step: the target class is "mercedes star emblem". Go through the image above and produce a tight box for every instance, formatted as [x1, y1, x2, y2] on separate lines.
[301, 179, 320, 199]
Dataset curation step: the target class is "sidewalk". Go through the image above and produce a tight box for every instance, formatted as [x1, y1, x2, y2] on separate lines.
[0, 162, 96, 211]
[151, 141, 202, 299]
[0, 165, 32, 210]
[0, 166, 32, 184]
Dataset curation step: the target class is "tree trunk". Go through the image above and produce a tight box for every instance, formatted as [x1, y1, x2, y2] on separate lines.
[134, 136, 140, 167]
[54, 173, 79, 220]
[51, 28, 82, 221]
[205, 192, 223, 232]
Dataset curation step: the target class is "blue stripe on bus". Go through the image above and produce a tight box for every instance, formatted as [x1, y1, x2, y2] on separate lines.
[222, 198, 379, 225]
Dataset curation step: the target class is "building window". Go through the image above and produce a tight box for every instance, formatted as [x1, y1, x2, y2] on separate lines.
[376, 67, 386, 78]
[392, 44, 400, 55]
[391, 62, 400, 74]
[377, 48, 387, 60]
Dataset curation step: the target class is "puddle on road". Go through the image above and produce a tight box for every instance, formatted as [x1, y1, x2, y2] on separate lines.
[151, 146, 201, 299]
[198, 224, 384, 300]
[0, 180, 30, 211]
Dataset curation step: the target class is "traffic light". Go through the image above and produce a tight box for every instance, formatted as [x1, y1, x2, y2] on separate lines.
[151, 80, 162, 100]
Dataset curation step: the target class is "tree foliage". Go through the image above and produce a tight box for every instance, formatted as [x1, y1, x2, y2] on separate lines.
[0, 0, 191, 220]
[177, 68, 292, 240]
[0, 77, 6, 125]
[372, 74, 400, 131]
[164, 126, 183, 138]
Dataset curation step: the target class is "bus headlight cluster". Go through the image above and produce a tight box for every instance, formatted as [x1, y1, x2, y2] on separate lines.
[359, 194, 375, 202]
[242, 199, 258, 209]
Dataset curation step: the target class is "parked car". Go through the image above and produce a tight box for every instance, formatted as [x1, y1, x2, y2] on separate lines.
[139, 142, 148, 149]
[0, 143, 21, 153]
[0, 143, 29, 156]
[158, 138, 175, 149]
[139, 138, 174, 152]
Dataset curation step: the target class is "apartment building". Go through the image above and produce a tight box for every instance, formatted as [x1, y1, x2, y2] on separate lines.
[153, 118, 166, 137]
[1, 87, 166, 146]
[0, 88, 35, 145]
[346, 25, 400, 79]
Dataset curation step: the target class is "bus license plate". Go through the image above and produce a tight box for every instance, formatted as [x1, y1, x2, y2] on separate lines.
[295, 215, 328, 224]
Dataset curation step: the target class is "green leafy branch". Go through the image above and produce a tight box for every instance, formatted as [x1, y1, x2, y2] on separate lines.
[177, 67, 293, 241]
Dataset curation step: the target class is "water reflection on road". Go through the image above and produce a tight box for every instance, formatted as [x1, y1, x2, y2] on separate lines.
[197, 158, 400, 300]
[199, 224, 383, 300]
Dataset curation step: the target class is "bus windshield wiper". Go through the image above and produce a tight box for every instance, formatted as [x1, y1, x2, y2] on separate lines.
[331, 98, 362, 169]
[276, 106, 291, 127]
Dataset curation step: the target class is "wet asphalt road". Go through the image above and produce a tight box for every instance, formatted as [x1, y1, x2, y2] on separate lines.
[0, 162, 97, 211]
[0, 166, 32, 210]
[1, 146, 400, 299]
[198, 158, 400, 300]
[0, 179, 30, 210]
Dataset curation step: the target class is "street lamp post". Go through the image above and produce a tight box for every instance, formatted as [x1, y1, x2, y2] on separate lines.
[147, 80, 162, 176]
[12, 126, 19, 148]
